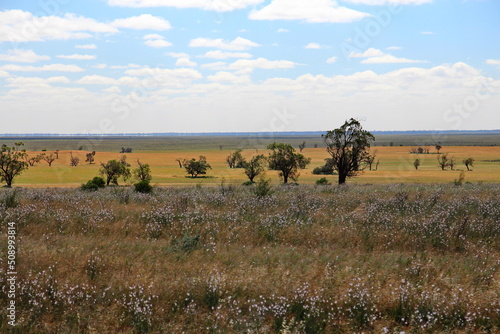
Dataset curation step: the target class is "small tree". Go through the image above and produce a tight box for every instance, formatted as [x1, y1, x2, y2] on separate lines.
[435, 144, 442, 154]
[85, 151, 96, 164]
[322, 119, 375, 185]
[43, 153, 56, 167]
[183, 156, 211, 178]
[437, 154, 449, 171]
[267, 142, 310, 184]
[226, 149, 245, 168]
[175, 158, 185, 168]
[69, 152, 80, 166]
[100, 157, 131, 186]
[242, 154, 266, 183]
[364, 150, 377, 171]
[463, 157, 474, 171]
[312, 158, 335, 175]
[413, 158, 421, 170]
[0, 143, 29, 188]
[54, 150, 60, 159]
[25, 153, 44, 167]
[298, 141, 306, 152]
[449, 156, 456, 170]
[133, 160, 152, 182]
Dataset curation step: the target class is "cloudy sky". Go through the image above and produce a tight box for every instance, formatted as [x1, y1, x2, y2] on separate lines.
[0, 0, 499, 134]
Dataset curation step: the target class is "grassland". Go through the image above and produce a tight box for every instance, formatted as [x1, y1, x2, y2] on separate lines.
[0, 184, 498, 333]
[9, 145, 500, 188]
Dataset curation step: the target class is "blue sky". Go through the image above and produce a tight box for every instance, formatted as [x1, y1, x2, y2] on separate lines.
[0, 0, 499, 134]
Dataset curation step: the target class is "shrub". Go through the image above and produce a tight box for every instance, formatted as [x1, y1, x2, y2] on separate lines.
[134, 180, 153, 193]
[81, 177, 106, 191]
[254, 177, 273, 197]
[316, 177, 330, 185]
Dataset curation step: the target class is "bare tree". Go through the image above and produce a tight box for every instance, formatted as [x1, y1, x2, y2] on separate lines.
[463, 157, 474, 171]
[298, 141, 306, 152]
[437, 154, 449, 170]
[69, 153, 80, 166]
[43, 153, 56, 167]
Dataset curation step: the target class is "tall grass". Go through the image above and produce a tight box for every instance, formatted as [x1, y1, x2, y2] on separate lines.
[0, 184, 498, 333]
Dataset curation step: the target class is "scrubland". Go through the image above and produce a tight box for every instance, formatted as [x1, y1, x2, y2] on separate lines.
[0, 183, 499, 333]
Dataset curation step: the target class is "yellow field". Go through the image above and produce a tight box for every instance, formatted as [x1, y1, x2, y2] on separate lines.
[12, 146, 500, 187]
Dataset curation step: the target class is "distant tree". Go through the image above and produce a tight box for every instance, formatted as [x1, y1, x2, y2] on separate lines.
[120, 147, 133, 153]
[364, 150, 377, 171]
[322, 118, 375, 185]
[312, 158, 335, 175]
[100, 156, 131, 186]
[0, 143, 29, 188]
[242, 154, 266, 183]
[133, 160, 152, 182]
[219, 145, 223, 151]
[85, 151, 96, 164]
[463, 157, 474, 171]
[226, 149, 245, 168]
[375, 159, 380, 171]
[69, 153, 80, 167]
[314, 144, 318, 148]
[183, 156, 212, 178]
[25, 153, 44, 167]
[54, 150, 60, 159]
[414, 158, 421, 170]
[435, 144, 442, 154]
[449, 156, 456, 170]
[267, 142, 310, 184]
[43, 153, 56, 167]
[437, 154, 449, 171]
[175, 158, 185, 168]
[81, 177, 106, 191]
[298, 141, 306, 152]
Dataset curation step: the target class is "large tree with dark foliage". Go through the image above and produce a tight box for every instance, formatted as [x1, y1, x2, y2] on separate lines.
[0, 143, 29, 187]
[322, 118, 375, 185]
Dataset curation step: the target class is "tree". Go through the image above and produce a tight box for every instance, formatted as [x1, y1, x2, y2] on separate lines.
[414, 158, 421, 170]
[25, 153, 43, 167]
[183, 156, 211, 178]
[463, 157, 474, 171]
[298, 141, 306, 152]
[322, 118, 375, 185]
[0, 143, 29, 188]
[85, 151, 96, 164]
[175, 158, 185, 168]
[242, 154, 266, 183]
[54, 150, 60, 159]
[437, 154, 449, 171]
[449, 156, 456, 170]
[100, 156, 131, 186]
[435, 144, 442, 154]
[364, 150, 377, 170]
[43, 153, 56, 167]
[133, 160, 152, 182]
[312, 158, 335, 175]
[69, 152, 80, 167]
[267, 142, 310, 184]
[226, 149, 245, 168]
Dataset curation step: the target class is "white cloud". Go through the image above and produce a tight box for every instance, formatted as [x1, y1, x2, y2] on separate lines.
[349, 48, 428, 64]
[175, 58, 197, 67]
[229, 57, 297, 70]
[387, 46, 402, 50]
[327, 56, 337, 64]
[201, 62, 227, 70]
[0, 10, 117, 42]
[103, 86, 122, 94]
[305, 43, 323, 49]
[277, 28, 289, 33]
[207, 71, 250, 84]
[111, 14, 171, 30]
[343, 0, 432, 4]
[361, 55, 429, 64]
[77, 75, 123, 85]
[201, 50, 252, 59]
[486, 59, 500, 65]
[143, 34, 164, 40]
[57, 54, 96, 60]
[189, 37, 260, 51]
[107, 0, 264, 12]
[0, 70, 9, 77]
[93, 64, 108, 69]
[47, 76, 70, 83]
[0, 64, 84, 72]
[76, 44, 97, 49]
[0, 49, 50, 63]
[144, 39, 172, 48]
[168, 52, 190, 58]
[125, 67, 203, 84]
[249, 0, 371, 23]
[349, 48, 384, 58]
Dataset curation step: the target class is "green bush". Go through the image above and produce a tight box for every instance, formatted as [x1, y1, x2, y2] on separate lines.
[316, 177, 330, 185]
[242, 180, 254, 186]
[254, 177, 273, 197]
[134, 180, 153, 193]
[81, 177, 106, 191]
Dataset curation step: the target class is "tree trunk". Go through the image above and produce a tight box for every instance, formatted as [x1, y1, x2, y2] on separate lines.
[283, 173, 288, 184]
[338, 173, 347, 185]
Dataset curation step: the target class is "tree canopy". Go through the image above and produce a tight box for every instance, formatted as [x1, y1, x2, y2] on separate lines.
[0, 142, 29, 188]
[267, 142, 310, 184]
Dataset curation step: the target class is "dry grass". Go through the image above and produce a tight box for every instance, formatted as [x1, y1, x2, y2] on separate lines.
[11, 146, 500, 188]
[0, 184, 498, 333]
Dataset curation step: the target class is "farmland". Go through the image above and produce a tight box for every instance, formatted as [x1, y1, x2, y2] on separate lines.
[7, 145, 500, 187]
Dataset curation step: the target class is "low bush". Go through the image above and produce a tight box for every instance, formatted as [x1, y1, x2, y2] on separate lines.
[80, 177, 106, 191]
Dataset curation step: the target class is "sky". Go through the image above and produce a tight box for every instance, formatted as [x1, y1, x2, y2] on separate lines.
[0, 0, 499, 134]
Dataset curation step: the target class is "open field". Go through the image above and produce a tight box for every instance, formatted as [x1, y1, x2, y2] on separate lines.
[0, 184, 498, 333]
[9, 146, 500, 187]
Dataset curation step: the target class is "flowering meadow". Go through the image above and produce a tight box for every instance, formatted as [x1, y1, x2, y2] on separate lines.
[0, 184, 499, 333]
